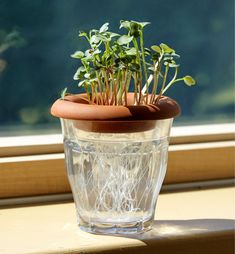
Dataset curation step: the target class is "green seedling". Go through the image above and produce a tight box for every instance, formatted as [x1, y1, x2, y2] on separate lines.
[67, 20, 196, 105]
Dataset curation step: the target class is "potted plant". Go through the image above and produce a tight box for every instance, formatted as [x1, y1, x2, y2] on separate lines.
[51, 20, 195, 235]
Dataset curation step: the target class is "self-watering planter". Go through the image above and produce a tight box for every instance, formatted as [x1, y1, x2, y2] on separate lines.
[51, 94, 180, 234]
[51, 19, 195, 235]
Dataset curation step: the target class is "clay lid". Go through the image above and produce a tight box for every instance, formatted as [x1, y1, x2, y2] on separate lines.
[51, 93, 181, 121]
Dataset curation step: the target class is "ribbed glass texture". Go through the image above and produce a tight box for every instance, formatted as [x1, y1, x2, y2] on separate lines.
[61, 119, 173, 235]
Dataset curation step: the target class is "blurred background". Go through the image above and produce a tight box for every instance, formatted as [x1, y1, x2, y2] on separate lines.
[0, 0, 234, 136]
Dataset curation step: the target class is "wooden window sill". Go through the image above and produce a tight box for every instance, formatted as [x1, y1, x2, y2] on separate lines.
[0, 187, 234, 254]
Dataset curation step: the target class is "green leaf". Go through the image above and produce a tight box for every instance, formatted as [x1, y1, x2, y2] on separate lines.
[117, 35, 133, 45]
[133, 21, 150, 28]
[60, 87, 68, 99]
[84, 72, 96, 79]
[164, 58, 179, 67]
[96, 33, 110, 42]
[144, 48, 151, 55]
[183, 76, 196, 86]
[73, 73, 80, 80]
[94, 61, 105, 69]
[73, 66, 85, 80]
[93, 48, 101, 55]
[120, 20, 131, 29]
[83, 50, 93, 61]
[130, 63, 140, 72]
[151, 45, 161, 53]
[84, 49, 92, 56]
[109, 32, 120, 38]
[121, 55, 133, 64]
[168, 63, 180, 68]
[169, 53, 180, 58]
[160, 43, 175, 53]
[84, 69, 96, 79]
[90, 29, 99, 36]
[152, 53, 160, 61]
[148, 66, 155, 72]
[163, 56, 173, 61]
[90, 35, 100, 44]
[99, 22, 109, 33]
[71, 51, 84, 59]
[84, 73, 90, 79]
[78, 80, 87, 87]
[125, 47, 137, 55]
[130, 22, 140, 37]
[118, 51, 126, 58]
[78, 31, 87, 37]
[89, 78, 98, 83]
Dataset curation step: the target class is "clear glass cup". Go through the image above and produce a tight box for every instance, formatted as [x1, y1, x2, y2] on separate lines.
[61, 118, 173, 235]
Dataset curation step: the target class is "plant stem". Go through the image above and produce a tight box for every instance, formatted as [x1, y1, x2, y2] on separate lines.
[151, 60, 162, 103]
[124, 76, 127, 106]
[124, 71, 132, 105]
[156, 65, 169, 103]
[84, 84, 91, 104]
[117, 71, 123, 105]
[95, 84, 101, 104]
[142, 74, 153, 103]
[139, 30, 148, 103]
[110, 72, 116, 105]
[105, 41, 110, 54]
[116, 70, 120, 105]
[133, 72, 138, 105]
[96, 71, 104, 105]
[136, 74, 141, 105]
[162, 67, 179, 94]
[125, 70, 132, 92]
[163, 78, 183, 94]
[133, 38, 142, 104]
[91, 84, 95, 104]
[102, 69, 110, 105]
[122, 69, 128, 105]
[150, 61, 157, 103]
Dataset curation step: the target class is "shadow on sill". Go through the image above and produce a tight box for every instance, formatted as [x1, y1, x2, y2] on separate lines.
[106, 219, 235, 254]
